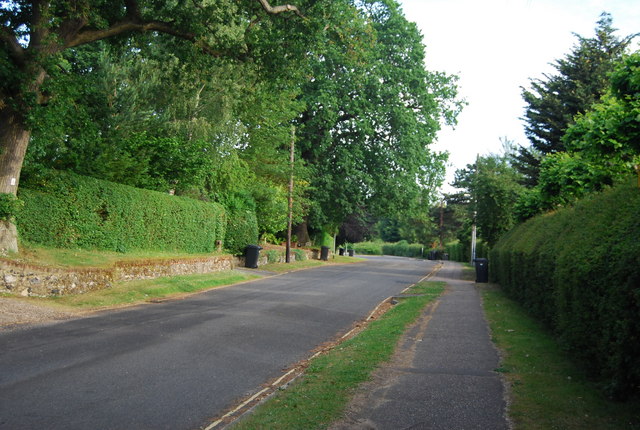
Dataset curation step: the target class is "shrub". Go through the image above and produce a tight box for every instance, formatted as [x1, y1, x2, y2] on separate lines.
[0, 193, 24, 221]
[490, 177, 640, 399]
[353, 241, 383, 255]
[293, 248, 306, 261]
[265, 249, 281, 264]
[445, 240, 488, 262]
[17, 170, 225, 253]
[222, 192, 259, 255]
[380, 240, 424, 258]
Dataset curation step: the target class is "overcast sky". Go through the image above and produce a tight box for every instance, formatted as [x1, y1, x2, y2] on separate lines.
[397, 0, 640, 192]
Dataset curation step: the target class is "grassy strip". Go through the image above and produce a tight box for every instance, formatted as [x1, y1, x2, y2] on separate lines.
[11, 243, 223, 268]
[5, 246, 365, 311]
[232, 281, 445, 430]
[481, 286, 640, 429]
[36, 271, 259, 310]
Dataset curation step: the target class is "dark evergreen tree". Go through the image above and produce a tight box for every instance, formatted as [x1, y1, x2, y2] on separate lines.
[517, 13, 636, 185]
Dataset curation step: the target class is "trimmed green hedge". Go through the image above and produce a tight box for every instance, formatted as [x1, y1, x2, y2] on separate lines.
[381, 240, 425, 258]
[17, 170, 226, 253]
[223, 194, 259, 256]
[445, 240, 488, 262]
[490, 178, 640, 399]
[354, 240, 425, 258]
[353, 241, 384, 255]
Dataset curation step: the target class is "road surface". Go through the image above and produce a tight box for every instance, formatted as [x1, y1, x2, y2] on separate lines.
[1, 256, 435, 430]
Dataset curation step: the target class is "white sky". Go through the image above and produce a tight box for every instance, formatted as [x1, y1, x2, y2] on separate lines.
[398, 0, 640, 192]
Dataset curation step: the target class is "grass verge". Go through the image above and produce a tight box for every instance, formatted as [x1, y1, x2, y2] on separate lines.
[25, 271, 259, 311]
[231, 281, 445, 430]
[10, 243, 224, 268]
[481, 286, 640, 429]
[3, 245, 366, 312]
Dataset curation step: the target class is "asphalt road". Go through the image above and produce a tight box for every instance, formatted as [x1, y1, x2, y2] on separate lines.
[0, 256, 436, 430]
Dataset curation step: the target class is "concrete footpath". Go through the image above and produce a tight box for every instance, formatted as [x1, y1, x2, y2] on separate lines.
[330, 261, 511, 430]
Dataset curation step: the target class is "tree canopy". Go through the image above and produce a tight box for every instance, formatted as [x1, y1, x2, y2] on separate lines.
[516, 13, 635, 186]
[452, 145, 524, 247]
[1, 0, 462, 251]
[297, 0, 461, 238]
[510, 14, 638, 219]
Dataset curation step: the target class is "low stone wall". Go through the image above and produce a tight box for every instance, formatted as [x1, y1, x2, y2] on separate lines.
[232, 247, 319, 268]
[1, 261, 114, 297]
[0, 248, 321, 298]
[113, 257, 233, 282]
[0, 255, 234, 297]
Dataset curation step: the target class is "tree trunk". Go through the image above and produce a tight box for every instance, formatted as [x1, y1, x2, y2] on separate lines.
[293, 220, 311, 246]
[0, 106, 31, 253]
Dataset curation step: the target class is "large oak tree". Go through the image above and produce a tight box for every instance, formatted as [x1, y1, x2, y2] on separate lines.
[0, 0, 305, 251]
[295, 0, 461, 241]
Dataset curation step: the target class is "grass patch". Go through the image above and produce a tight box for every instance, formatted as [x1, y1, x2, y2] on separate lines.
[481, 286, 640, 430]
[232, 281, 445, 430]
[10, 243, 222, 268]
[6, 245, 365, 312]
[34, 271, 258, 310]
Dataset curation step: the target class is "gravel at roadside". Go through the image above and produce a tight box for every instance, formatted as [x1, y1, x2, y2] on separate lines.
[0, 298, 78, 330]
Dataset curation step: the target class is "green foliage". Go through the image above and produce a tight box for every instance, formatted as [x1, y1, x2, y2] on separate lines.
[482, 287, 640, 430]
[517, 13, 634, 184]
[353, 240, 426, 257]
[222, 192, 259, 256]
[292, 248, 307, 262]
[265, 249, 282, 264]
[444, 240, 488, 263]
[490, 178, 640, 399]
[453, 149, 524, 246]
[353, 240, 384, 255]
[297, 0, 461, 230]
[16, 170, 225, 253]
[381, 240, 424, 258]
[0, 193, 24, 221]
[315, 230, 334, 248]
[516, 51, 640, 218]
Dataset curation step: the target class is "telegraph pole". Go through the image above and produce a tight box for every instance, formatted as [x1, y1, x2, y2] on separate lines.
[286, 126, 295, 263]
[471, 154, 479, 263]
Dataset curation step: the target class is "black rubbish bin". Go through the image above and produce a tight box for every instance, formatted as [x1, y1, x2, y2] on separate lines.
[475, 258, 489, 283]
[339, 248, 345, 256]
[245, 244, 263, 268]
[348, 249, 354, 257]
[320, 246, 330, 261]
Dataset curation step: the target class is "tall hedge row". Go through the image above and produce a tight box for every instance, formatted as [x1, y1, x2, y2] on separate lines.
[445, 240, 488, 262]
[17, 171, 226, 253]
[224, 206, 259, 256]
[490, 179, 640, 399]
[381, 240, 425, 258]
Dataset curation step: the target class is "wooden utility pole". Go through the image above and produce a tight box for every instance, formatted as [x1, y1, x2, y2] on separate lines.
[439, 199, 445, 248]
[286, 126, 295, 263]
[471, 154, 479, 263]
